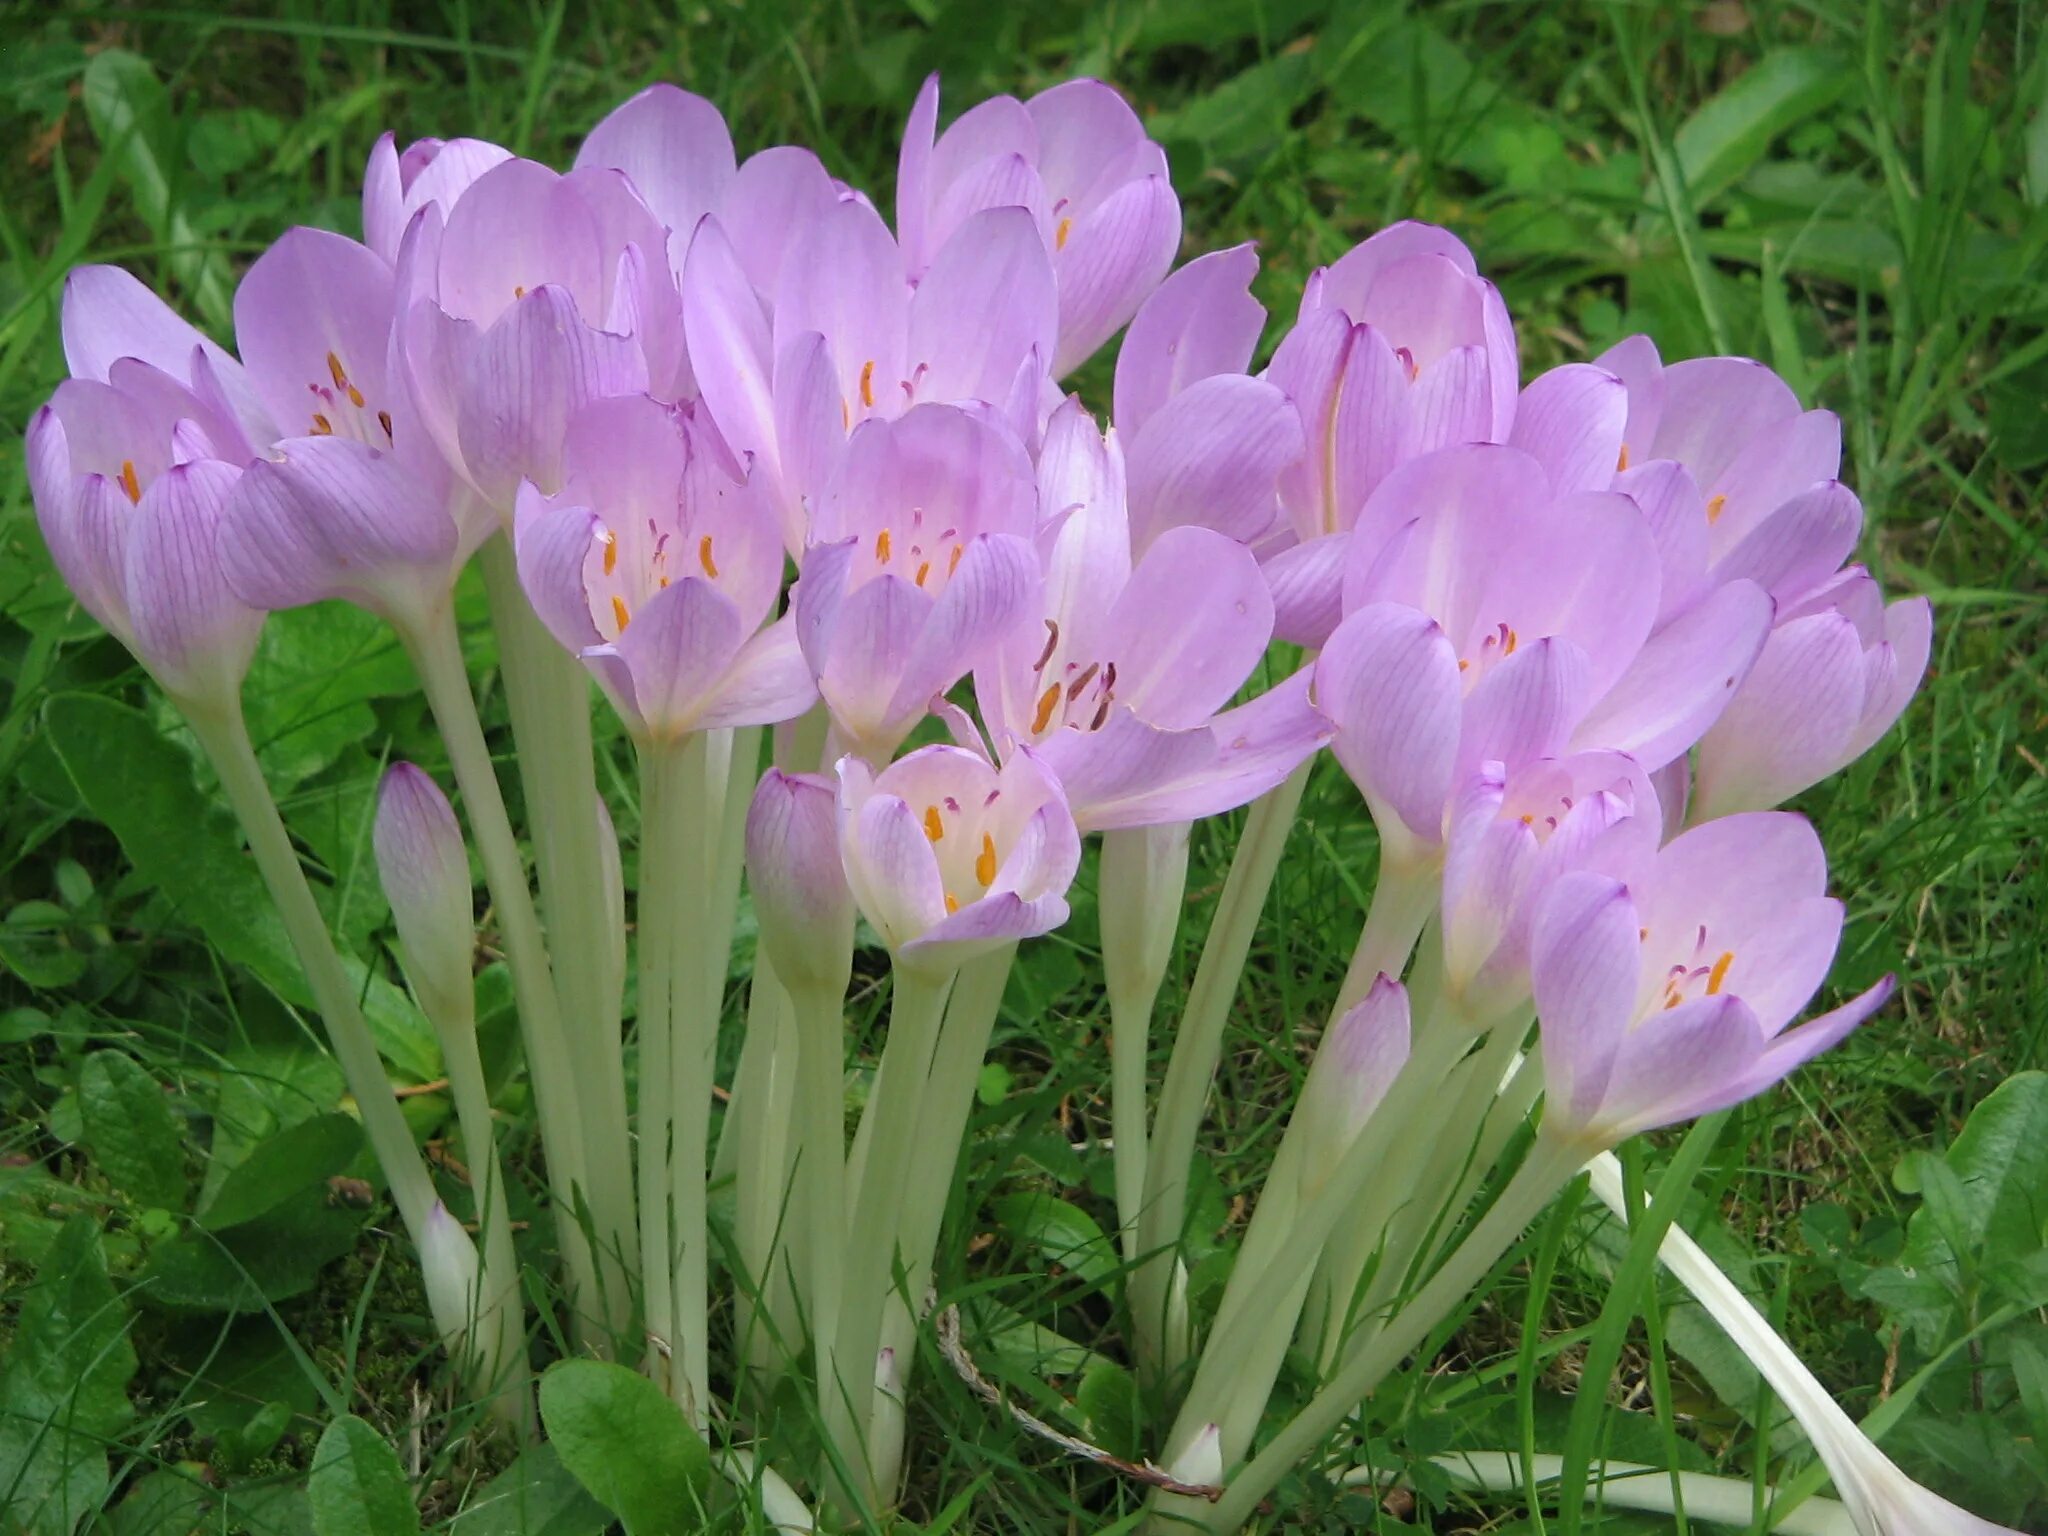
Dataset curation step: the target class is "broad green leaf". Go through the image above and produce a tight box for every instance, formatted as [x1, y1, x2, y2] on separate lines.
[102, 1469, 210, 1535]
[1074, 1359, 1141, 1461]
[142, 1190, 366, 1312]
[0, 900, 89, 988]
[445, 1444, 611, 1536]
[537, 1360, 712, 1536]
[991, 1192, 1119, 1287]
[1670, 48, 1854, 206]
[308, 1415, 419, 1536]
[78, 1050, 187, 1211]
[198, 1112, 363, 1231]
[241, 603, 416, 792]
[1904, 1072, 2048, 1274]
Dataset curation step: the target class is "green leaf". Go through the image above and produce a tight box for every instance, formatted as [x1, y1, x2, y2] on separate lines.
[78, 1050, 187, 1211]
[198, 1113, 363, 1232]
[308, 1415, 419, 1536]
[143, 1189, 366, 1312]
[991, 1192, 1118, 1287]
[1670, 48, 1855, 206]
[102, 1469, 211, 1535]
[1904, 1071, 2048, 1275]
[0, 901, 89, 988]
[537, 1360, 712, 1536]
[1073, 1359, 1141, 1462]
[445, 1445, 611, 1536]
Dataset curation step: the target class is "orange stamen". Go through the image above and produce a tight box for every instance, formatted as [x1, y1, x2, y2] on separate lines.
[327, 351, 348, 389]
[698, 535, 719, 579]
[1616, 443, 1630, 473]
[1031, 682, 1062, 734]
[974, 832, 997, 887]
[944, 893, 960, 914]
[1503, 627, 1518, 655]
[1056, 216, 1073, 251]
[377, 410, 394, 441]
[514, 284, 526, 299]
[948, 545, 963, 576]
[1457, 658, 1470, 672]
[915, 561, 931, 588]
[859, 359, 876, 409]
[346, 383, 366, 408]
[117, 460, 141, 504]
[923, 805, 944, 843]
[876, 529, 892, 563]
[601, 532, 618, 576]
[611, 595, 631, 632]
[311, 414, 333, 435]
[1706, 951, 1734, 996]
[1706, 493, 1727, 524]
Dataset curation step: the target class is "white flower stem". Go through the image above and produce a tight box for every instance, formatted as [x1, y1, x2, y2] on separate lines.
[734, 955, 801, 1388]
[1200, 1136, 1582, 1532]
[826, 961, 956, 1515]
[185, 701, 440, 1242]
[786, 966, 850, 1396]
[479, 535, 639, 1333]
[400, 599, 607, 1339]
[1134, 763, 1312, 1379]
[1100, 823, 1192, 1262]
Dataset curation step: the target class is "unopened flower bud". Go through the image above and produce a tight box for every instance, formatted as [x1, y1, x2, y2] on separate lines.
[374, 763, 475, 1018]
[745, 768, 855, 996]
[1295, 977, 1410, 1200]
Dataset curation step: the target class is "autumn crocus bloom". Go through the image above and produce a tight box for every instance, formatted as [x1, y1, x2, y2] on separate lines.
[219, 227, 495, 632]
[898, 74, 1181, 377]
[394, 154, 682, 508]
[1529, 813, 1894, 1149]
[1440, 751, 1662, 1019]
[1694, 567, 1933, 819]
[1261, 223, 1517, 643]
[514, 394, 813, 743]
[1109, 247, 1305, 556]
[1314, 444, 1770, 864]
[363, 134, 513, 265]
[792, 404, 1041, 762]
[837, 745, 1080, 963]
[974, 400, 1326, 830]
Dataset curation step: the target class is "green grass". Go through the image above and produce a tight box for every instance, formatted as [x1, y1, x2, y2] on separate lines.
[2, 0, 2044, 1531]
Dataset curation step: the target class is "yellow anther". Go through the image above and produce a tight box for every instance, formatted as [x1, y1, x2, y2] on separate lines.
[611, 595, 631, 632]
[601, 532, 618, 576]
[1457, 658, 1470, 673]
[948, 544, 963, 576]
[514, 284, 526, 299]
[1706, 493, 1727, 524]
[1503, 627, 1518, 655]
[377, 410, 394, 441]
[1519, 813, 1535, 826]
[1706, 951, 1734, 996]
[1056, 216, 1073, 251]
[346, 383, 366, 408]
[1031, 682, 1062, 734]
[944, 893, 960, 914]
[117, 459, 141, 504]
[859, 359, 876, 409]
[915, 560, 931, 588]
[327, 351, 348, 389]
[698, 535, 719, 579]
[923, 805, 944, 843]
[1616, 443, 1630, 473]
[876, 529, 892, 563]
[311, 413, 333, 435]
[975, 832, 997, 887]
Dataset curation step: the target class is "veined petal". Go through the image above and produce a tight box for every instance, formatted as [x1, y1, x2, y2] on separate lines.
[682, 215, 776, 471]
[1724, 895, 1843, 1035]
[1113, 243, 1264, 441]
[846, 789, 950, 950]
[1844, 596, 1932, 760]
[723, 145, 840, 299]
[126, 459, 263, 702]
[1725, 975, 1895, 1100]
[911, 206, 1059, 407]
[1262, 531, 1351, 649]
[1692, 613, 1869, 817]
[1636, 812, 1828, 982]
[1317, 603, 1462, 847]
[1701, 409, 1842, 554]
[1051, 173, 1182, 378]
[1125, 374, 1301, 552]
[1510, 364, 1627, 494]
[1317, 222, 1477, 315]
[1530, 872, 1642, 1131]
[1648, 356, 1800, 488]
[1457, 635, 1595, 780]
[775, 198, 907, 416]
[1596, 995, 1766, 1140]
[1103, 525, 1273, 729]
[512, 487, 607, 653]
[606, 576, 748, 739]
[895, 74, 941, 274]
[1709, 480, 1862, 606]
[883, 531, 1040, 739]
[771, 331, 843, 546]
[694, 614, 818, 731]
[574, 83, 736, 278]
[1617, 459, 1710, 623]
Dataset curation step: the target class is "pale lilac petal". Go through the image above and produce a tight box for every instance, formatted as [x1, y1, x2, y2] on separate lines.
[1702, 409, 1842, 552]
[1723, 896, 1843, 1035]
[1478, 281, 1518, 436]
[1724, 976, 1895, 1100]
[905, 888, 1072, 956]
[1051, 174, 1182, 378]
[1316, 603, 1462, 847]
[1125, 374, 1301, 551]
[1101, 526, 1272, 728]
[1345, 443, 1553, 614]
[1596, 333, 1664, 452]
[1647, 357, 1800, 488]
[363, 134, 405, 266]
[847, 790, 950, 950]
[775, 198, 907, 416]
[896, 74, 941, 274]
[1317, 222, 1477, 315]
[694, 614, 818, 730]
[883, 532, 1040, 734]
[791, 536, 856, 681]
[63, 266, 272, 446]
[1403, 344, 1494, 456]
[1509, 365, 1627, 494]
[723, 146, 839, 299]
[1572, 579, 1773, 769]
[682, 215, 775, 471]
[1845, 597, 1932, 759]
[771, 331, 843, 541]
[1266, 308, 1355, 539]
[1354, 254, 1486, 374]
[1637, 813, 1828, 978]
[222, 434, 457, 620]
[1026, 78, 1148, 209]
[1113, 244, 1264, 441]
[125, 458, 262, 698]
[1530, 872, 1641, 1129]
[574, 84, 736, 276]
[388, 138, 512, 260]
[232, 226, 400, 446]
[435, 159, 607, 327]
[1599, 995, 1766, 1139]
[1457, 636, 1595, 779]
[1617, 459, 1710, 623]
[455, 286, 650, 504]
[1692, 614, 1869, 817]
[819, 573, 930, 750]
[910, 207, 1058, 407]
[600, 577, 746, 738]
[397, 288, 477, 489]
[930, 152, 1051, 249]
[1262, 531, 1351, 648]
[747, 768, 852, 946]
[512, 488, 606, 652]
[1710, 480, 1862, 605]
[1329, 327, 1418, 522]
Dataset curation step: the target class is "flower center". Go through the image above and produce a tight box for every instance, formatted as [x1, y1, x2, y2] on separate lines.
[1654, 923, 1737, 1011]
[920, 793, 1003, 914]
[1456, 620, 1519, 686]
[866, 509, 965, 594]
[1024, 618, 1119, 739]
[586, 514, 725, 642]
[305, 350, 396, 448]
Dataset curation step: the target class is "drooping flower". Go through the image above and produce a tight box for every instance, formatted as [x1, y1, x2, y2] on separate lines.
[791, 404, 1040, 762]
[1529, 813, 1894, 1148]
[1694, 568, 1933, 819]
[1261, 223, 1517, 642]
[973, 400, 1326, 831]
[514, 394, 813, 743]
[897, 74, 1181, 377]
[219, 227, 493, 632]
[1440, 751, 1662, 1019]
[1313, 444, 1771, 864]
[684, 194, 1058, 547]
[393, 154, 681, 508]
[835, 744, 1080, 962]
[1108, 247, 1305, 557]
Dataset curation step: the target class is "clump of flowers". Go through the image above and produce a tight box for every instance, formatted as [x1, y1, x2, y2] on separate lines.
[30, 67, 1976, 1536]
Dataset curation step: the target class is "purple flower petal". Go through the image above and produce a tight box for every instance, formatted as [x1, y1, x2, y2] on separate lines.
[1317, 602, 1462, 848]
[1509, 364, 1627, 494]
[1125, 374, 1302, 551]
[1530, 871, 1641, 1130]
[1051, 173, 1181, 378]
[1113, 243, 1264, 441]
[574, 83, 736, 279]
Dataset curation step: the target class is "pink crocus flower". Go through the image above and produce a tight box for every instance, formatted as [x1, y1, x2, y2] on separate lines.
[972, 400, 1327, 831]
[363, 134, 513, 265]
[393, 154, 683, 508]
[1694, 567, 1933, 819]
[897, 74, 1182, 377]
[219, 227, 494, 633]
[26, 267, 267, 709]
[1313, 444, 1772, 865]
[835, 744, 1080, 962]
[513, 394, 814, 743]
[1261, 223, 1518, 643]
[1529, 813, 1895, 1148]
[684, 195, 1058, 549]
[1109, 246, 1305, 556]
[1440, 751, 1663, 1019]
[791, 404, 1042, 763]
